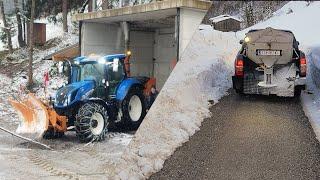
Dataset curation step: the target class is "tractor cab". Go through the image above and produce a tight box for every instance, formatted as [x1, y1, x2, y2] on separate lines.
[70, 54, 127, 99]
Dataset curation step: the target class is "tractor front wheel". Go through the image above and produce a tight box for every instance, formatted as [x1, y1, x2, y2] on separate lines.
[121, 87, 147, 130]
[75, 102, 108, 143]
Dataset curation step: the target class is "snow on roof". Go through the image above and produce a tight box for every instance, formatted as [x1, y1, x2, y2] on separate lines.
[209, 14, 242, 23]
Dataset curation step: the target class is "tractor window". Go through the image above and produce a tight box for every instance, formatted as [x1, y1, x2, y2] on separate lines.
[107, 59, 125, 95]
[80, 63, 105, 86]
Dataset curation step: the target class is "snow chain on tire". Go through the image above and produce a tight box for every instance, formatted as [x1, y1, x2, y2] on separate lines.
[75, 102, 108, 143]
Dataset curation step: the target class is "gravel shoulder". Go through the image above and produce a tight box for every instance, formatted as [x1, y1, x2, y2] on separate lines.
[150, 91, 320, 180]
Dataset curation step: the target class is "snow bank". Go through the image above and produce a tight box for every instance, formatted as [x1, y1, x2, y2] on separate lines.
[113, 26, 239, 179]
[301, 45, 320, 141]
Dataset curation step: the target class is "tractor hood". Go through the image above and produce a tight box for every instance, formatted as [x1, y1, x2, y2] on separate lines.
[54, 80, 95, 108]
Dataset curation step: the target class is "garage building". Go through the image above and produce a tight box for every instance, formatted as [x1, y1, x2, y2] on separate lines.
[72, 0, 211, 89]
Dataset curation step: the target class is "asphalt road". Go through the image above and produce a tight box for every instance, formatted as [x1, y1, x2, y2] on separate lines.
[150, 91, 320, 180]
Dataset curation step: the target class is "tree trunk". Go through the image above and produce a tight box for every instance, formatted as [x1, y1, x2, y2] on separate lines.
[22, 0, 26, 43]
[62, 0, 68, 33]
[28, 0, 36, 90]
[88, 0, 92, 12]
[101, 0, 109, 10]
[0, 1, 13, 53]
[14, 0, 26, 47]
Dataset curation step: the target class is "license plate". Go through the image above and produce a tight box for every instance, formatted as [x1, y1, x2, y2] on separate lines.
[257, 50, 281, 56]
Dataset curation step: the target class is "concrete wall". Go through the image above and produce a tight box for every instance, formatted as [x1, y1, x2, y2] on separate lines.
[179, 8, 206, 55]
[81, 22, 125, 56]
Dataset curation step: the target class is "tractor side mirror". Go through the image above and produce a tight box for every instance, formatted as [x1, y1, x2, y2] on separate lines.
[113, 58, 119, 72]
[239, 40, 244, 44]
[58, 61, 64, 74]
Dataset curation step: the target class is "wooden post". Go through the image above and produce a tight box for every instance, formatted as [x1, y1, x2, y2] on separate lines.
[62, 0, 68, 33]
[28, 0, 35, 89]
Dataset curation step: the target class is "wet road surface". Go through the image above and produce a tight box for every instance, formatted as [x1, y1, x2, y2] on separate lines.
[151, 92, 320, 180]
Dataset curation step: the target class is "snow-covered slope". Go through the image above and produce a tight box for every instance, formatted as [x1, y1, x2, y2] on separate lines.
[239, 1, 320, 48]
[0, 13, 77, 51]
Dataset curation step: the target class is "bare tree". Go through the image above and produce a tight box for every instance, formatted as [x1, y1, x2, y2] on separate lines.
[62, 0, 68, 33]
[0, 0, 13, 53]
[88, 0, 93, 12]
[28, 0, 36, 89]
[101, 0, 109, 9]
[14, 0, 26, 47]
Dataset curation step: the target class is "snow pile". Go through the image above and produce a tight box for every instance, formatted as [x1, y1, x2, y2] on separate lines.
[301, 46, 320, 141]
[113, 25, 239, 178]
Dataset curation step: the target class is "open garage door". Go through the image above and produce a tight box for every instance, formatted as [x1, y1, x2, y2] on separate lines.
[130, 31, 154, 78]
[154, 29, 177, 89]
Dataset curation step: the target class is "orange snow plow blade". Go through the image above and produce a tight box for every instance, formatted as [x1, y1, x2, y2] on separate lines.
[9, 94, 67, 137]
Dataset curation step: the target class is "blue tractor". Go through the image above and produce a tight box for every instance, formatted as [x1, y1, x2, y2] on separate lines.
[51, 53, 155, 142]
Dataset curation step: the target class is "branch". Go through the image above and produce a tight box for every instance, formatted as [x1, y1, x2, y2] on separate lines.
[0, 126, 52, 150]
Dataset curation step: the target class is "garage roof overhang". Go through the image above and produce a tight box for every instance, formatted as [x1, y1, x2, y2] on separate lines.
[72, 0, 211, 25]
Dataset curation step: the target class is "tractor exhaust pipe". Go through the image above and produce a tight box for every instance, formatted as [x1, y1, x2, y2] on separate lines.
[121, 21, 131, 77]
[124, 51, 131, 77]
[121, 21, 130, 51]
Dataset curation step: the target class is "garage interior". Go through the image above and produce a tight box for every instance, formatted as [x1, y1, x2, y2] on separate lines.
[73, 0, 211, 89]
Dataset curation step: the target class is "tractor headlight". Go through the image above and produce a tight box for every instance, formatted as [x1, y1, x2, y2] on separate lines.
[81, 89, 94, 101]
[63, 98, 68, 106]
[244, 36, 250, 43]
[64, 90, 77, 106]
[62, 93, 72, 106]
[98, 57, 106, 64]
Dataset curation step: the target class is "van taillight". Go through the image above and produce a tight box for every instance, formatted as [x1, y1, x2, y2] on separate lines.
[300, 57, 307, 77]
[235, 59, 244, 77]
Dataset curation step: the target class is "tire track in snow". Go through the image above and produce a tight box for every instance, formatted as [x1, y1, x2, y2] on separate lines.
[27, 151, 80, 180]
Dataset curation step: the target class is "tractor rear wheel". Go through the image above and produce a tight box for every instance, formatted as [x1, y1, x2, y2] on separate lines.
[121, 87, 147, 130]
[75, 102, 108, 143]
